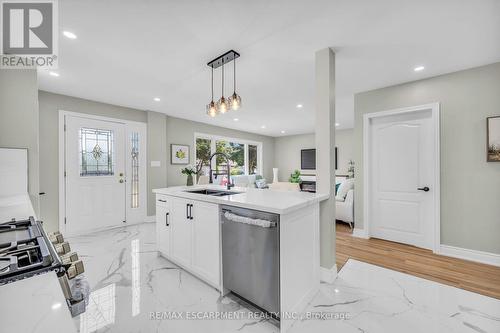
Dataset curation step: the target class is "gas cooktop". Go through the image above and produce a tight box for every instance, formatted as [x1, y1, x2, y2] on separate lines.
[0, 217, 63, 285]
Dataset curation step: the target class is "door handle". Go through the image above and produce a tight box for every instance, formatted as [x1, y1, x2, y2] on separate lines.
[417, 187, 430, 192]
[119, 179, 124, 183]
[166, 212, 169, 226]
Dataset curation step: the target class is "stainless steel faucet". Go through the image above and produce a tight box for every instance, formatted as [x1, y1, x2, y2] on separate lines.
[208, 152, 234, 190]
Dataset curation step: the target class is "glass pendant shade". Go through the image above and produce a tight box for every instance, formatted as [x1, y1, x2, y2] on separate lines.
[206, 100, 217, 117]
[217, 96, 228, 113]
[229, 92, 241, 110]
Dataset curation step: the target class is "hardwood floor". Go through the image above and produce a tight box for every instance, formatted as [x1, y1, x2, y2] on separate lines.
[335, 222, 500, 300]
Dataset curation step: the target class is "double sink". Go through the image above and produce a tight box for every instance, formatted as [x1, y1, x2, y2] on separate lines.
[184, 189, 241, 197]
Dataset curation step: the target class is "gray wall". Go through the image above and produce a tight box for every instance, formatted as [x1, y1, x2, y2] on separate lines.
[274, 133, 315, 181]
[165, 116, 275, 186]
[0, 70, 40, 214]
[273, 129, 354, 181]
[38, 91, 160, 231]
[335, 129, 354, 176]
[38, 91, 275, 230]
[354, 62, 500, 254]
[147, 111, 168, 215]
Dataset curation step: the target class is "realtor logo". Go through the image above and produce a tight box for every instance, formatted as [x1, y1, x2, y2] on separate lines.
[1, 0, 58, 68]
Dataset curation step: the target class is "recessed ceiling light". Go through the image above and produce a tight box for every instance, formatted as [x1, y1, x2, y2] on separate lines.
[63, 31, 77, 39]
[414, 66, 425, 72]
[281, 130, 286, 134]
[233, 118, 239, 122]
[296, 104, 303, 108]
[153, 97, 161, 102]
[335, 123, 340, 127]
[49, 71, 59, 77]
[261, 125, 266, 129]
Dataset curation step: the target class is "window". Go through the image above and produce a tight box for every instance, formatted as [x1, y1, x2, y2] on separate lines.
[195, 137, 212, 177]
[79, 127, 114, 176]
[195, 134, 262, 181]
[130, 132, 139, 208]
[248, 144, 258, 175]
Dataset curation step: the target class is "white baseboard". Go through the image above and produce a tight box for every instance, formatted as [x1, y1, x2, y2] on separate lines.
[352, 228, 369, 239]
[439, 245, 500, 267]
[320, 264, 338, 283]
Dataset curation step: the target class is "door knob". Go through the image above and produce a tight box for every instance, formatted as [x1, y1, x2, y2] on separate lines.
[119, 179, 124, 183]
[417, 187, 430, 192]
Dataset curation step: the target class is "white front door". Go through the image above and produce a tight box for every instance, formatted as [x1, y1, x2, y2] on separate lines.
[65, 115, 126, 235]
[369, 108, 437, 250]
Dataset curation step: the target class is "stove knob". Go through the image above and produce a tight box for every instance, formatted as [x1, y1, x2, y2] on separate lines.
[60, 252, 79, 264]
[55, 241, 71, 255]
[66, 260, 85, 279]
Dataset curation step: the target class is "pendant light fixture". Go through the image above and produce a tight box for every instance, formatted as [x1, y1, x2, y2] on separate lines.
[206, 50, 241, 117]
[216, 61, 228, 113]
[228, 56, 241, 110]
[206, 66, 217, 117]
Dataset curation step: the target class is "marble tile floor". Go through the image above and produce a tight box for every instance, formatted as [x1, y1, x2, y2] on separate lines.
[69, 222, 500, 333]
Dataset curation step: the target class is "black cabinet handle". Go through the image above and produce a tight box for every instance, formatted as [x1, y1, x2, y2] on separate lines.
[39, 192, 46, 195]
[186, 204, 189, 219]
[189, 204, 193, 220]
[166, 212, 169, 226]
[158, 199, 166, 203]
[417, 187, 430, 192]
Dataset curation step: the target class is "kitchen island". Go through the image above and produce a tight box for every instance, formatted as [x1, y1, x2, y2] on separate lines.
[153, 185, 329, 332]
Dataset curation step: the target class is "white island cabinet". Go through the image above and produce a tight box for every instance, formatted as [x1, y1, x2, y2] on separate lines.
[153, 185, 329, 333]
[156, 194, 220, 288]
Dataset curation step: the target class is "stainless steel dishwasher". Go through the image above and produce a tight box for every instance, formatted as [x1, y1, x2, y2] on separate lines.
[221, 205, 280, 315]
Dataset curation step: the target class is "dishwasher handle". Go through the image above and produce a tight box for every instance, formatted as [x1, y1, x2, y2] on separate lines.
[223, 211, 277, 228]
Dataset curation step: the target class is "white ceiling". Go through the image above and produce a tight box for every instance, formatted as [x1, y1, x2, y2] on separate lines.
[38, 0, 500, 136]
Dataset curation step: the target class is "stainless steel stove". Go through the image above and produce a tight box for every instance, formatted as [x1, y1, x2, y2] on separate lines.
[0, 217, 64, 285]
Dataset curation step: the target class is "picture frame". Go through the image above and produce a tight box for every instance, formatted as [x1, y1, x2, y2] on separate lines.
[487, 116, 500, 162]
[171, 144, 190, 165]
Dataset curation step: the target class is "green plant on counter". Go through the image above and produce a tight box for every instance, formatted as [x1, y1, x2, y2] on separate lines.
[289, 170, 302, 183]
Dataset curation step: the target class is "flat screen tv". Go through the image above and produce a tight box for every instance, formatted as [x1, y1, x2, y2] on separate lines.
[301, 149, 316, 170]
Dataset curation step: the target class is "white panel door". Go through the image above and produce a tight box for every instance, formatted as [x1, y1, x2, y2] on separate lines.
[370, 110, 435, 249]
[65, 115, 126, 235]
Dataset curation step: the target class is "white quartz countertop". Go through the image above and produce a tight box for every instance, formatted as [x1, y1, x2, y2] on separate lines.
[153, 185, 329, 214]
[0, 194, 36, 221]
[0, 272, 77, 333]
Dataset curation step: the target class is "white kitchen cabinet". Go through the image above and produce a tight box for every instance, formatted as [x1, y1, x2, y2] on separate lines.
[170, 197, 192, 268]
[190, 201, 220, 286]
[155, 195, 170, 256]
[156, 195, 221, 288]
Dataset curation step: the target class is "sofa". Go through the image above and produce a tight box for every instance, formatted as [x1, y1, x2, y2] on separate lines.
[335, 178, 354, 228]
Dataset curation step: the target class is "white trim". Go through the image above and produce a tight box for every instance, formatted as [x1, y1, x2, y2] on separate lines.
[352, 228, 369, 239]
[145, 215, 155, 223]
[58, 110, 148, 233]
[320, 264, 338, 283]
[363, 103, 441, 253]
[439, 245, 500, 267]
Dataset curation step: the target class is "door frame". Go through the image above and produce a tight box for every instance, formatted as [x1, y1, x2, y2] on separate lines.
[362, 103, 441, 253]
[58, 110, 147, 234]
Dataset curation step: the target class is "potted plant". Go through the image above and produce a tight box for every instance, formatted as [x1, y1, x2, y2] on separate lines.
[181, 165, 196, 186]
[289, 170, 302, 183]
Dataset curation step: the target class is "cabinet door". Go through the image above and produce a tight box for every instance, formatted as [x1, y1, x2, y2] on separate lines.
[170, 197, 192, 267]
[191, 201, 220, 286]
[155, 203, 170, 255]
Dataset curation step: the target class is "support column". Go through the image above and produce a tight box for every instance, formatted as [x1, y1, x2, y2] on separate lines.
[315, 48, 336, 282]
